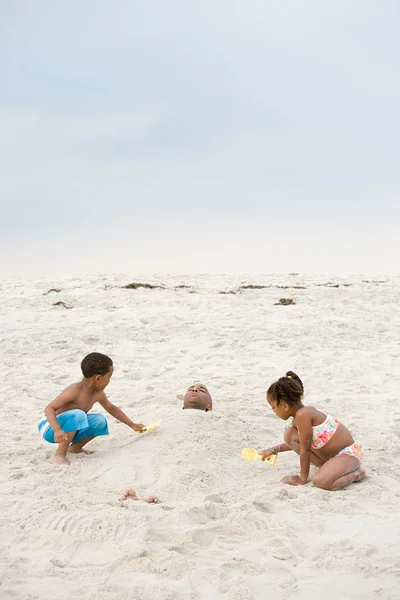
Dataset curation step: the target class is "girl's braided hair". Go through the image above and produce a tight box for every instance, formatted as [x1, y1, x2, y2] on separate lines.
[267, 371, 304, 406]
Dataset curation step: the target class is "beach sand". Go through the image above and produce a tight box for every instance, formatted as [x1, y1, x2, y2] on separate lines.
[1, 274, 399, 599]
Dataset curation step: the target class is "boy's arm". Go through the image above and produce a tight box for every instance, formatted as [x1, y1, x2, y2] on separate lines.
[98, 395, 145, 432]
[44, 385, 79, 443]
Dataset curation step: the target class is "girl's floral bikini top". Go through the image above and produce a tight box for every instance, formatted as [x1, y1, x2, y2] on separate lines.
[310, 414, 339, 449]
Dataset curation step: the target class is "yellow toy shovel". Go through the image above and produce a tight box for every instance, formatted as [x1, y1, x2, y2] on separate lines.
[134, 420, 162, 434]
[241, 448, 277, 466]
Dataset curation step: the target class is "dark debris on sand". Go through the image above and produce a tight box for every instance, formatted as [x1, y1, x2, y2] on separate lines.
[274, 298, 296, 306]
[240, 284, 306, 290]
[53, 301, 72, 309]
[122, 282, 165, 290]
[43, 288, 62, 295]
[316, 282, 352, 288]
[240, 284, 269, 290]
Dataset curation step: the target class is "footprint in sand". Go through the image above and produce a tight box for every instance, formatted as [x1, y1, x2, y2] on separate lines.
[204, 494, 224, 503]
[191, 529, 217, 547]
[10, 469, 25, 480]
[268, 536, 294, 561]
[253, 501, 276, 514]
[186, 503, 224, 525]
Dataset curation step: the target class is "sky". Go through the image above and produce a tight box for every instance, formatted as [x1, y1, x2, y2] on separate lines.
[1, 0, 399, 277]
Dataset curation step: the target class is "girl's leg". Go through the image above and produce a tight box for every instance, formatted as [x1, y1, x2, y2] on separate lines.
[284, 427, 326, 467]
[312, 455, 366, 490]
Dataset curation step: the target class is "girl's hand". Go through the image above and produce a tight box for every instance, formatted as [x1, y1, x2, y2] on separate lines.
[282, 475, 303, 486]
[258, 449, 274, 461]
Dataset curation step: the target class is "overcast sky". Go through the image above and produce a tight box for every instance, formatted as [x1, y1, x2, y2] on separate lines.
[1, 0, 399, 276]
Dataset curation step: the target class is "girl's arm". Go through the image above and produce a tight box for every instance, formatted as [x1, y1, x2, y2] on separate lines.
[295, 411, 314, 484]
[271, 442, 291, 453]
[258, 442, 291, 460]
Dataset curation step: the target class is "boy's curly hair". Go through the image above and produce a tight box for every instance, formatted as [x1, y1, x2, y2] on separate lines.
[81, 353, 113, 378]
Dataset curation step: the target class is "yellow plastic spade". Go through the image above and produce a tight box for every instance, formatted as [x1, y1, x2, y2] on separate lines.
[241, 448, 277, 466]
[134, 420, 162, 434]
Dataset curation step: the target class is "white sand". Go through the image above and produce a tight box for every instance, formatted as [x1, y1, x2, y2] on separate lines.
[1, 273, 399, 600]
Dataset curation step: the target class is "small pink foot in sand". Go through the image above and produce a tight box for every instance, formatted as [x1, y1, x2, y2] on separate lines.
[145, 496, 161, 504]
[119, 489, 160, 503]
[119, 488, 138, 502]
[53, 455, 71, 466]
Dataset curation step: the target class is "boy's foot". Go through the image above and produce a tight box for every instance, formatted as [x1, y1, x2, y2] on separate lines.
[53, 454, 71, 465]
[67, 446, 95, 455]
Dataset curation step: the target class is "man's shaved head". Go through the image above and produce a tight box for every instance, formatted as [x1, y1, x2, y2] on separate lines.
[183, 383, 212, 412]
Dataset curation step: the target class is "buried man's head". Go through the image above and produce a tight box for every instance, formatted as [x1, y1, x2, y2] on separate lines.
[183, 383, 212, 412]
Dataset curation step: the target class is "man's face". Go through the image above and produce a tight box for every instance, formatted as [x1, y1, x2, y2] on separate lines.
[183, 384, 212, 412]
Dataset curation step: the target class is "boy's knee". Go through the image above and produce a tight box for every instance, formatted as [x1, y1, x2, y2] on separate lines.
[68, 408, 87, 419]
[56, 409, 88, 433]
[90, 414, 109, 434]
[71, 408, 87, 417]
